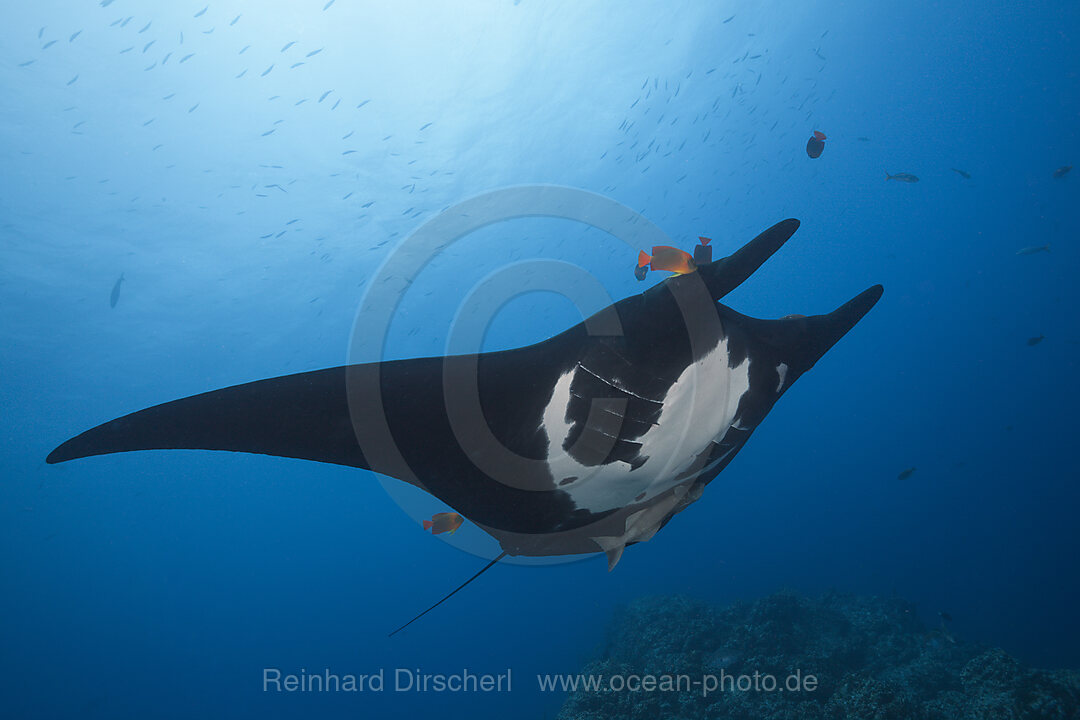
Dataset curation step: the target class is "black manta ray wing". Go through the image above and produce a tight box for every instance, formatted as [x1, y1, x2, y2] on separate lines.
[46, 364, 371, 468]
[44, 347, 584, 530]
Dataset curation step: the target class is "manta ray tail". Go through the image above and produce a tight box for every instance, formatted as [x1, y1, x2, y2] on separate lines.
[388, 551, 508, 637]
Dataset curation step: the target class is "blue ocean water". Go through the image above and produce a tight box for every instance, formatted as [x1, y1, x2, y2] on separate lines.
[1, 1, 1077, 718]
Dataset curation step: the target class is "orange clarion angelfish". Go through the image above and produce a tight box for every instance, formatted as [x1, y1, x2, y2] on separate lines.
[423, 512, 464, 535]
[637, 246, 697, 275]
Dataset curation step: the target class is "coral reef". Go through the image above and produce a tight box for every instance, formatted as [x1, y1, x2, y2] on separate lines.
[557, 592, 1080, 720]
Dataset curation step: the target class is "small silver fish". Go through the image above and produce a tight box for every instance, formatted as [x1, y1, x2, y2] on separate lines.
[1015, 244, 1050, 256]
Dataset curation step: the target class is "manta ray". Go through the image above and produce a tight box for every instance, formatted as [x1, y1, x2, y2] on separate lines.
[47, 219, 881, 630]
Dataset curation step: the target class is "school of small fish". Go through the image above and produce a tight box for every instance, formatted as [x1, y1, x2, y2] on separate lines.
[10, 6, 1068, 423]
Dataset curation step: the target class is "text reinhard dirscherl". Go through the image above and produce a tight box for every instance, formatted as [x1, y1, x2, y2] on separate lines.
[263, 668, 512, 693]
[262, 668, 819, 698]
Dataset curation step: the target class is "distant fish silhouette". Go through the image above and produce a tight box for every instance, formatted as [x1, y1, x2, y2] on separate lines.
[1026, 334, 1045, 347]
[109, 274, 124, 309]
[1053, 165, 1072, 179]
[897, 467, 916, 480]
[886, 172, 919, 183]
[806, 131, 826, 159]
[950, 168, 971, 179]
[1015, 244, 1049, 256]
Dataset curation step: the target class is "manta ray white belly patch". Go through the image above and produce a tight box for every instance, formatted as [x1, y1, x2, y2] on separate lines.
[541, 337, 751, 514]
